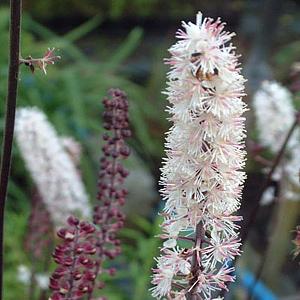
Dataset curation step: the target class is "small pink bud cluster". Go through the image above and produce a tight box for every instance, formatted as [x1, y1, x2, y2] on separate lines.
[89, 88, 131, 297]
[48, 89, 131, 300]
[95, 88, 130, 211]
[49, 216, 96, 300]
[15, 107, 90, 228]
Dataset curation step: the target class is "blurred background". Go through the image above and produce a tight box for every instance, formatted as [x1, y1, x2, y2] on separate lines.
[0, 0, 300, 299]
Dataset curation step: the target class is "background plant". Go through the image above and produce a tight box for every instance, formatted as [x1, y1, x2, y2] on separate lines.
[1, 1, 300, 300]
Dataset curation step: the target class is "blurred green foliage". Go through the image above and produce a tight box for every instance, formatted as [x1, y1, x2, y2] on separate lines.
[2, 2, 300, 299]
[0, 6, 167, 300]
[99, 216, 162, 300]
[21, 0, 243, 20]
[0, 6, 167, 196]
[4, 206, 30, 300]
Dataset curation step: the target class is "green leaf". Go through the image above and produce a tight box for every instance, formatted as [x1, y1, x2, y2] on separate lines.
[104, 27, 143, 71]
[63, 14, 103, 42]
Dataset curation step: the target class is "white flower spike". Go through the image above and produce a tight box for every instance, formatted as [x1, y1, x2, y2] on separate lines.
[253, 81, 300, 201]
[15, 107, 90, 227]
[151, 12, 247, 299]
[253, 81, 297, 153]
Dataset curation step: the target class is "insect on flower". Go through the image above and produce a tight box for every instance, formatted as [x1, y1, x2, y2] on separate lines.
[190, 52, 218, 81]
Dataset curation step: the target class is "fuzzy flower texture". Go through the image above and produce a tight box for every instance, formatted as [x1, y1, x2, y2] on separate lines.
[151, 13, 247, 299]
[15, 107, 90, 227]
[253, 81, 298, 153]
[253, 81, 300, 202]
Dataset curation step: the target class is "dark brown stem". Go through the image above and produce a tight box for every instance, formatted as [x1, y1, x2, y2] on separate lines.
[221, 115, 299, 299]
[0, 1, 21, 299]
[246, 113, 300, 300]
[246, 189, 285, 300]
[241, 117, 298, 244]
[172, 282, 186, 290]
[186, 222, 204, 300]
[254, 155, 272, 167]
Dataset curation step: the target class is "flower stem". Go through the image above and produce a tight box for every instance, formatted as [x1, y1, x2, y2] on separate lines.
[245, 115, 300, 300]
[186, 222, 204, 300]
[221, 114, 299, 299]
[241, 116, 299, 244]
[0, 1, 21, 299]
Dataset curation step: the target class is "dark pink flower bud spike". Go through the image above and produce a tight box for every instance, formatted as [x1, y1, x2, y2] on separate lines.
[48, 217, 96, 300]
[87, 89, 131, 299]
[48, 88, 131, 300]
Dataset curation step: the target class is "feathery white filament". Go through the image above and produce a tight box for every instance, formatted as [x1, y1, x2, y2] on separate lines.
[15, 107, 90, 227]
[151, 12, 247, 299]
[253, 81, 297, 152]
[253, 81, 300, 201]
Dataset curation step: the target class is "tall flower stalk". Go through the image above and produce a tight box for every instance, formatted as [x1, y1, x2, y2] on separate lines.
[88, 88, 131, 299]
[253, 81, 300, 201]
[151, 12, 247, 299]
[245, 81, 300, 299]
[48, 89, 131, 300]
[15, 107, 90, 227]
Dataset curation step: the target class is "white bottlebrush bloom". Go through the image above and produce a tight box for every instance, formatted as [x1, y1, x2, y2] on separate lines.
[253, 81, 300, 201]
[151, 12, 247, 299]
[253, 81, 298, 153]
[15, 107, 90, 227]
[151, 248, 192, 299]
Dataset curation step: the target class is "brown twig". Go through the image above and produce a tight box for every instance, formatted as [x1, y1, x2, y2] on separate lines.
[221, 114, 299, 300]
[221, 114, 299, 299]
[241, 116, 299, 244]
[0, 1, 21, 299]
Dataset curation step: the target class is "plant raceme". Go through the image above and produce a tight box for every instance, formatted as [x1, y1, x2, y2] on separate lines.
[15, 107, 90, 228]
[48, 89, 131, 300]
[253, 81, 300, 202]
[151, 12, 247, 299]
